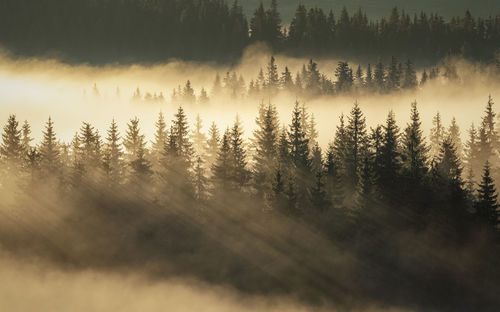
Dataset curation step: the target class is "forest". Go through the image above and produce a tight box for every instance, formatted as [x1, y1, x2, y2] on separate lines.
[0, 0, 499, 64]
[0, 97, 499, 310]
[131, 55, 456, 103]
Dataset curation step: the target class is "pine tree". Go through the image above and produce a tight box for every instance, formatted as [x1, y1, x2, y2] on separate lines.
[280, 66, 294, 91]
[124, 117, 146, 162]
[193, 156, 208, 202]
[104, 118, 124, 186]
[252, 103, 279, 199]
[420, 70, 428, 86]
[230, 116, 249, 189]
[288, 101, 310, 170]
[211, 129, 232, 193]
[335, 61, 353, 93]
[345, 102, 368, 195]
[152, 112, 168, 167]
[476, 161, 499, 228]
[401, 102, 428, 181]
[21, 120, 33, 154]
[325, 143, 345, 208]
[376, 111, 401, 202]
[365, 64, 373, 90]
[266, 55, 279, 92]
[448, 117, 463, 160]
[205, 122, 220, 170]
[481, 95, 498, 157]
[387, 56, 401, 90]
[191, 114, 207, 156]
[430, 112, 446, 160]
[464, 123, 479, 175]
[182, 80, 196, 103]
[211, 73, 222, 97]
[39, 117, 60, 175]
[198, 88, 209, 104]
[374, 60, 385, 91]
[402, 59, 417, 89]
[0, 115, 23, 170]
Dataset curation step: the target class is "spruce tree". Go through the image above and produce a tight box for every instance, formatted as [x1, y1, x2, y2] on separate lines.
[205, 122, 221, 170]
[376, 111, 401, 201]
[152, 111, 168, 164]
[230, 116, 249, 189]
[266, 55, 279, 92]
[0, 115, 23, 170]
[191, 114, 207, 156]
[21, 120, 33, 154]
[211, 129, 232, 193]
[104, 119, 124, 186]
[280, 66, 294, 91]
[448, 117, 463, 160]
[39, 117, 60, 176]
[288, 101, 310, 170]
[401, 102, 428, 181]
[345, 102, 368, 195]
[476, 161, 499, 228]
[430, 112, 446, 160]
[252, 103, 279, 199]
[402, 59, 417, 89]
[193, 156, 208, 202]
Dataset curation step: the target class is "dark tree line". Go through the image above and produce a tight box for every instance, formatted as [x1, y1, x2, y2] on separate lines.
[115, 55, 459, 105]
[1, 99, 500, 309]
[2, 99, 500, 235]
[0, 0, 499, 64]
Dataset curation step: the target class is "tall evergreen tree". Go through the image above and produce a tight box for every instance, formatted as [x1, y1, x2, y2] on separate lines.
[205, 122, 221, 170]
[104, 119, 124, 186]
[253, 103, 279, 199]
[345, 102, 368, 196]
[191, 114, 207, 156]
[0, 115, 23, 170]
[39, 117, 60, 176]
[430, 112, 446, 160]
[476, 161, 499, 228]
[401, 102, 428, 181]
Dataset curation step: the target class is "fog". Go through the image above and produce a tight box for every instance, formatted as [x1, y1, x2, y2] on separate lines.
[0, 45, 498, 148]
[1, 45, 500, 311]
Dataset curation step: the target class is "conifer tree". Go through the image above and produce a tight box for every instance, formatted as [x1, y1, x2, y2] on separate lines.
[464, 123, 479, 175]
[476, 161, 499, 228]
[193, 156, 208, 202]
[191, 114, 207, 156]
[325, 143, 345, 208]
[39, 117, 60, 175]
[335, 61, 353, 93]
[288, 101, 310, 170]
[211, 129, 232, 193]
[205, 122, 221, 170]
[365, 64, 373, 89]
[448, 117, 463, 160]
[387, 56, 401, 90]
[0, 115, 23, 170]
[152, 112, 168, 167]
[374, 60, 385, 91]
[211, 73, 222, 97]
[310, 170, 329, 212]
[230, 116, 249, 189]
[401, 102, 428, 181]
[345, 102, 368, 195]
[21, 120, 33, 154]
[430, 112, 446, 160]
[266, 55, 279, 92]
[402, 59, 417, 89]
[481, 95, 498, 157]
[253, 103, 279, 199]
[124, 117, 146, 162]
[376, 111, 401, 202]
[104, 118, 124, 185]
[280, 66, 294, 91]
[182, 80, 196, 103]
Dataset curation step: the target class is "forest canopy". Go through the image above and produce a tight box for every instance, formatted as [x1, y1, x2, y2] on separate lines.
[0, 0, 499, 64]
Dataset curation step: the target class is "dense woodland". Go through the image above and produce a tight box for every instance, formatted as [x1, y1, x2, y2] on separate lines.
[1, 0, 499, 64]
[124, 55, 464, 104]
[0, 98, 499, 310]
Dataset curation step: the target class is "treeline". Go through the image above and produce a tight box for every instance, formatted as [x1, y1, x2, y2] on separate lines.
[1, 99, 500, 309]
[1, 0, 499, 63]
[1, 99, 500, 236]
[121, 56, 454, 104]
